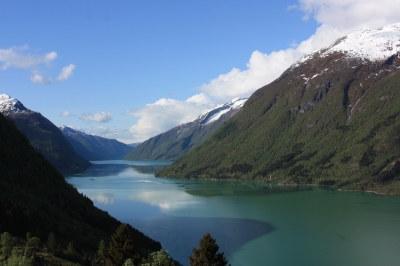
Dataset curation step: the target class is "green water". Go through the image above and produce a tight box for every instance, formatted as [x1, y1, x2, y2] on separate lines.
[66, 160, 400, 265]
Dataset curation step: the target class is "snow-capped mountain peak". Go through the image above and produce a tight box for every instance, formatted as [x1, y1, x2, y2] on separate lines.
[0, 94, 29, 114]
[294, 23, 400, 68]
[198, 97, 247, 125]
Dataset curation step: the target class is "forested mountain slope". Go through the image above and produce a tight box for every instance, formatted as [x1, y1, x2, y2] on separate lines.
[0, 113, 161, 253]
[157, 23, 400, 195]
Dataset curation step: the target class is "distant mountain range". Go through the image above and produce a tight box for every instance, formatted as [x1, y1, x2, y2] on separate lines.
[60, 126, 133, 161]
[128, 142, 141, 148]
[157, 23, 400, 195]
[0, 94, 91, 174]
[124, 98, 247, 161]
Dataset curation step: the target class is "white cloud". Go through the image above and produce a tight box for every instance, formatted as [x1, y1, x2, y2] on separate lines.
[298, 0, 400, 30]
[127, 0, 400, 142]
[0, 46, 75, 84]
[126, 93, 214, 142]
[80, 111, 112, 124]
[57, 64, 76, 81]
[196, 1, 400, 103]
[60, 110, 75, 117]
[30, 72, 51, 85]
[0, 46, 57, 70]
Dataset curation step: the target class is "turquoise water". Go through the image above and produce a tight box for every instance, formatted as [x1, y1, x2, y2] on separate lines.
[66, 160, 400, 265]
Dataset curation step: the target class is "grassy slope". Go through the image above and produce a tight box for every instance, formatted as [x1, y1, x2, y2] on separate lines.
[157, 57, 400, 195]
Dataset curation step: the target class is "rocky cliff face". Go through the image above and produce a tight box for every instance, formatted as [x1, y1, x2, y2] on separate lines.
[124, 98, 247, 161]
[0, 94, 91, 174]
[157, 23, 400, 195]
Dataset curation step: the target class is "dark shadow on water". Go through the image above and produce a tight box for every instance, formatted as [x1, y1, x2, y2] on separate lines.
[125, 216, 275, 264]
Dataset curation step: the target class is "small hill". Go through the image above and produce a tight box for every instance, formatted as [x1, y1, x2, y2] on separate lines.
[157, 23, 400, 195]
[0, 94, 90, 174]
[125, 98, 247, 161]
[60, 126, 133, 161]
[0, 112, 161, 253]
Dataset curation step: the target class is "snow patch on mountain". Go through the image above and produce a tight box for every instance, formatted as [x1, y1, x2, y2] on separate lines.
[59, 125, 89, 136]
[0, 94, 30, 114]
[293, 23, 400, 68]
[198, 98, 247, 125]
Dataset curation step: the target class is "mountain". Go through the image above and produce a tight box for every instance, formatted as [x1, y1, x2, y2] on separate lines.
[0, 94, 91, 174]
[60, 126, 133, 161]
[124, 98, 247, 161]
[128, 142, 141, 148]
[157, 23, 400, 195]
[0, 112, 161, 254]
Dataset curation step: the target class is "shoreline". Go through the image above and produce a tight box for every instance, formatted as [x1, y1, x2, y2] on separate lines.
[158, 175, 399, 196]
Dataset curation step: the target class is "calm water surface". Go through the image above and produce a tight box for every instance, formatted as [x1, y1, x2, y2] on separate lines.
[66, 160, 400, 266]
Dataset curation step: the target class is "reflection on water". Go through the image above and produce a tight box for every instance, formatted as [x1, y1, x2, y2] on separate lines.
[181, 180, 317, 197]
[66, 160, 400, 266]
[70, 160, 172, 178]
[128, 190, 196, 210]
[87, 193, 115, 204]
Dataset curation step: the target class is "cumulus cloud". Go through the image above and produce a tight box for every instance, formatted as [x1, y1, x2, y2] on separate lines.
[126, 93, 214, 142]
[30, 72, 51, 85]
[57, 64, 76, 81]
[298, 0, 400, 30]
[0, 45, 76, 84]
[127, 0, 400, 142]
[80, 111, 112, 124]
[0, 45, 57, 70]
[60, 110, 75, 117]
[197, 0, 400, 103]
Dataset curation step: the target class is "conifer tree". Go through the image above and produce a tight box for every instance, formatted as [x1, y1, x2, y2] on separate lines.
[107, 224, 140, 266]
[46, 232, 57, 253]
[189, 232, 229, 266]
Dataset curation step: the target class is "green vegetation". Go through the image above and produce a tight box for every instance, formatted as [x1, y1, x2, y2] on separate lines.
[0, 113, 161, 264]
[189, 232, 229, 266]
[157, 55, 400, 195]
[0, 229, 174, 266]
[105, 224, 141, 266]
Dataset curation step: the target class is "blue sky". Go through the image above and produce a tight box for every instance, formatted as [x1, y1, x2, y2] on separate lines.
[1, 0, 400, 143]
